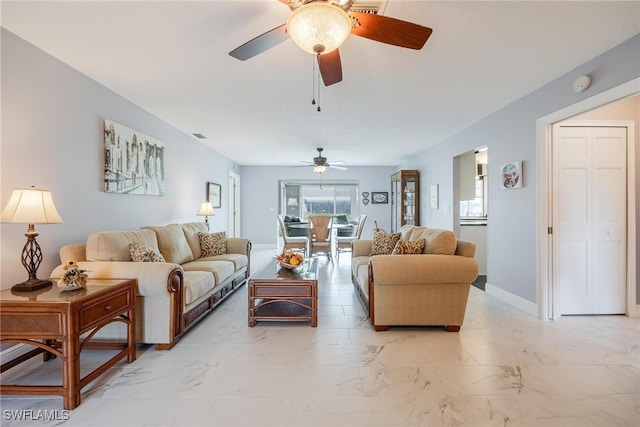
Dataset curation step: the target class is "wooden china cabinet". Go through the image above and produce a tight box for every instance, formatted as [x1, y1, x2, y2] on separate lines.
[391, 170, 420, 232]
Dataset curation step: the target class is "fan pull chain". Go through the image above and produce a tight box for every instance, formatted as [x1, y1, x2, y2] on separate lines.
[317, 73, 321, 112]
[311, 55, 316, 107]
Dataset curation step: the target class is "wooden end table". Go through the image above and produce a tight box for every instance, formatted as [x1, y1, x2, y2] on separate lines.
[248, 258, 318, 327]
[0, 279, 136, 409]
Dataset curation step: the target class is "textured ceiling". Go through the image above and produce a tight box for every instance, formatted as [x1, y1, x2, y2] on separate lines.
[2, 1, 639, 167]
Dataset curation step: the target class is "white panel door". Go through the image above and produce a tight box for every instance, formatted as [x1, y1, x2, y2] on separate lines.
[553, 125, 627, 315]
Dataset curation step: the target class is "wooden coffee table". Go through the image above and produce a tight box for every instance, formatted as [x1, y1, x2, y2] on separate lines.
[248, 257, 318, 327]
[0, 279, 136, 409]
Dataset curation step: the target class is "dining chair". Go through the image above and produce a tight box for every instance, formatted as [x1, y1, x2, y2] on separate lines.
[307, 214, 333, 260]
[336, 214, 367, 261]
[277, 215, 308, 256]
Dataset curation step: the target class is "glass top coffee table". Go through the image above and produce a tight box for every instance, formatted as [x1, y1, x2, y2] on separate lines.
[248, 257, 319, 327]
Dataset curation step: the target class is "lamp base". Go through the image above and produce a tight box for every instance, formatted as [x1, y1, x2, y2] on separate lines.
[12, 278, 53, 292]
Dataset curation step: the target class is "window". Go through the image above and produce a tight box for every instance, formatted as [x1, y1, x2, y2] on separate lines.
[280, 180, 359, 220]
[460, 176, 487, 218]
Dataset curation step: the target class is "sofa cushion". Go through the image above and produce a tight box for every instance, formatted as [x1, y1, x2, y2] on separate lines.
[130, 243, 165, 263]
[182, 260, 234, 286]
[410, 227, 457, 255]
[370, 230, 401, 256]
[203, 253, 248, 271]
[352, 255, 369, 279]
[356, 264, 369, 298]
[143, 224, 194, 264]
[86, 229, 159, 262]
[182, 271, 215, 306]
[181, 222, 208, 259]
[391, 239, 426, 255]
[199, 232, 227, 257]
[399, 224, 415, 241]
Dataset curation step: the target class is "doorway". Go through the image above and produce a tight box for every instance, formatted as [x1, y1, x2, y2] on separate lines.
[536, 80, 638, 320]
[455, 147, 488, 290]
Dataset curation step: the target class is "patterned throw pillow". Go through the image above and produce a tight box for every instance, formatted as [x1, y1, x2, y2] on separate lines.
[130, 243, 165, 263]
[392, 239, 426, 255]
[370, 230, 401, 256]
[199, 231, 227, 257]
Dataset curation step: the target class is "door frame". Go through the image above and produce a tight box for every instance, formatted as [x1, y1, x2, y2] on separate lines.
[228, 171, 241, 237]
[536, 78, 638, 320]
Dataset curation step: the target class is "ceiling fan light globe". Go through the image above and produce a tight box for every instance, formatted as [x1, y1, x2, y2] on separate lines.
[287, 3, 352, 55]
[314, 165, 328, 173]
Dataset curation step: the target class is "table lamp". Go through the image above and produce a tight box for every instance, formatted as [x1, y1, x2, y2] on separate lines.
[1, 186, 63, 291]
[287, 198, 298, 215]
[197, 201, 215, 231]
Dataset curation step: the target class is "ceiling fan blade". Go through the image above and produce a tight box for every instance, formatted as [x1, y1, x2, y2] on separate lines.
[329, 165, 348, 171]
[350, 12, 433, 50]
[229, 24, 288, 61]
[316, 49, 343, 86]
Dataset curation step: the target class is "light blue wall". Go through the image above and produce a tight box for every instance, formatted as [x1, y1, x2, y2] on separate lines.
[404, 35, 640, 304]
[240, 165, 396, 244]
[3, 26, 638, 305]
[1, 29, 238, 289]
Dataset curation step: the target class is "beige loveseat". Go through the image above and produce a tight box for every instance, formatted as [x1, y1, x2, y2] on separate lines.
[51, 222, 251, 349]
[351, 225, 478, 332]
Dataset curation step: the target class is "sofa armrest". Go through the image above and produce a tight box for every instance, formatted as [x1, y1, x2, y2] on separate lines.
[59, 243, 88, 263]
[226, 237, 251, 255]
[50, 261, 183, 297]
[352, 240, 372, 257]
[370, 255, 478, 285]
[455, 239, 476, 258]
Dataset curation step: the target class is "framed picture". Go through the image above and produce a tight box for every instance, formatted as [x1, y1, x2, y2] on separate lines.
[371, 192, 389, 204]
[501, 161, 523, 189]
[103, 119, 165, 196]
[207, 182, 221, 208]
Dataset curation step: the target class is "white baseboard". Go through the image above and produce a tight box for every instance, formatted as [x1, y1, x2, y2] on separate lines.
[485, 282, 538, 318]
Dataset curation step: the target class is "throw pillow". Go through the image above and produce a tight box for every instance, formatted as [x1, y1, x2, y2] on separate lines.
[370, 230, 401, 256]
[391, 239, 426, 255]
[130, 243, 166, 263]
[199, 231, 227, 257]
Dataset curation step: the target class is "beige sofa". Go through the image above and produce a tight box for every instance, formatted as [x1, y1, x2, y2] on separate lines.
[351, 225, 478, 332]
[51, 222, 251, 349]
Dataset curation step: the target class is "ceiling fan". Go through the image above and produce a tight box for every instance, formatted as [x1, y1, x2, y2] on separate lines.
[297, 148, 348, 173]
[229, 0, 433, 86]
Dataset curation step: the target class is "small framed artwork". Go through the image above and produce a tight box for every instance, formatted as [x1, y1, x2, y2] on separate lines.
[430, 184, 439, 209]
[207, 182, 222, 207]
[371, 192, 389, 204]
[501, 161, 522, 189]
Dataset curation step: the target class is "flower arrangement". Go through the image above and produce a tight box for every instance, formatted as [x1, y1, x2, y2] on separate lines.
[277, 250, 304, 266]
[59, 260, 88, 289]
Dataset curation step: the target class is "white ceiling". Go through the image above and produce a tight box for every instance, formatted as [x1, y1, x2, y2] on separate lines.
[2, 1, 639, 167]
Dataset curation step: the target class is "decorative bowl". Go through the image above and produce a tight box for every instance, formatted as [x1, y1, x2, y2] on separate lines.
[278, 261, 301, 270]
[57, 280, 86, 292]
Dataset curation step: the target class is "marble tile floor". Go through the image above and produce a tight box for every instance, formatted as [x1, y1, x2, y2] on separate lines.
[1, 244, 638, 426]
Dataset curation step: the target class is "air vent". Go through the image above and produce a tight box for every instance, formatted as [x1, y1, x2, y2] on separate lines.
[351, 0, 385, 14]
[351, 6, 378, 14]
[192, 133, 207, 139]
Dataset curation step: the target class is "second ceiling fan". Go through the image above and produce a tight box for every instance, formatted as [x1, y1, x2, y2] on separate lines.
[295, 148, 347, 173]
[229, 0, 433, 86]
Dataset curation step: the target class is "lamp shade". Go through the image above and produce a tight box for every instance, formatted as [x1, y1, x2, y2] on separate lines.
[287, 2, 352, 55]
[1, 187, 63, 224]
[287, 198, 299, 207]
[197, 201, 215, 216]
